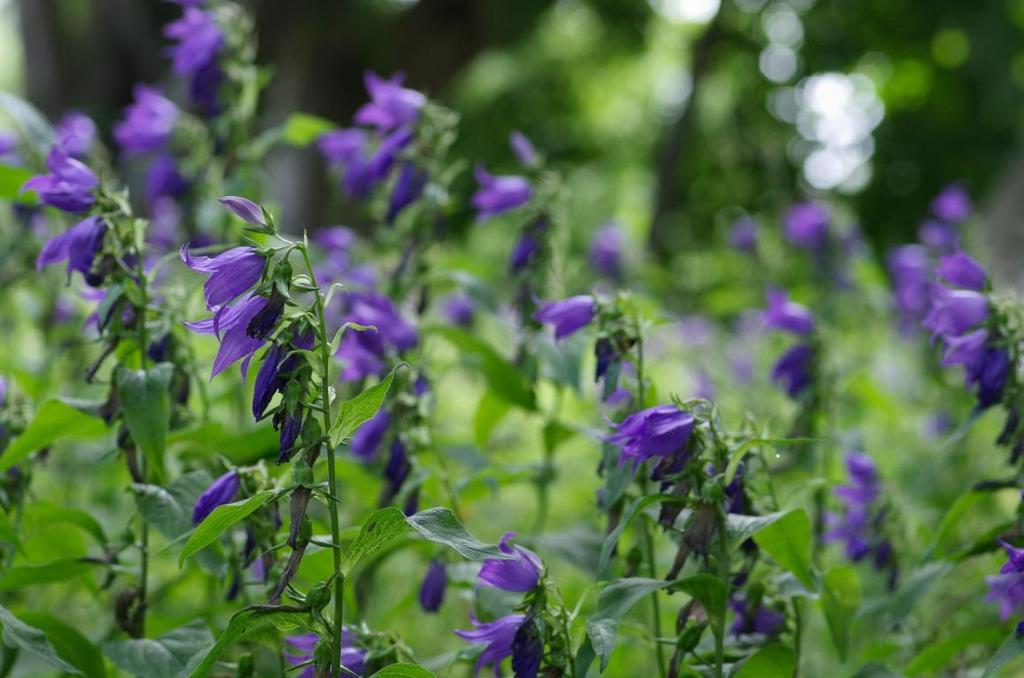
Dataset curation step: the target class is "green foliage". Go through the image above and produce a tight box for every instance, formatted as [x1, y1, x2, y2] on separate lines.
[115, 364, 174, 481]
[752, 509, 815, 590]
[104, 621, 213, 678]
[0, 399, 106, 472]
[329, 364, 403, 448]
[0, 604, 82, 675]
[179, 489, 281, 566]
[586, 577, 670, 671]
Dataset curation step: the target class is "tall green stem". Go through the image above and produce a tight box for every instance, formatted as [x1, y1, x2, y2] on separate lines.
[134, 226, 150, 637]
[301, 245, 345, 676]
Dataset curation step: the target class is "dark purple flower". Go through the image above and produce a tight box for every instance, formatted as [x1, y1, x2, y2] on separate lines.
[188, 60, 224, 115]
[511, 620, 542, 678]
[252, 333, 314, 421]
[533, 295, 596, 340]
[114, 86, 177, 154]
[419, 559, 446, 613]
[192, 470, 240, 523]
[887, 245, 931, 330]
[589, 223, 624, 279]
[931, 184, 971, 224]
[922, 287, 988, 338]
[919, 220, 959, 253]
[509, 232, 540, 274]
[442, 293, 475, 328]
[366, 125, 413, 181]
[55, 112, 96, 159]
[770, 343, 814, 397]
[729, 598, 784, 637]
[477, 532, 543, 592]
[145, 153, 188, 206]
[336, 293, 417, 381]
[218, 196, 266, 226]
[966, 347, 1010, 409]
[164, 7, 222, 78]
[318, 128, 367, 166]
[185, 294, 274, 378]
[276, 407, 303, 462]
[472, 167, 532, 220]
[729, 217, 758, 253]
[181, 245, 265, 310]
[987, 541, 1024, 622]
[509, 131, 539, 169]
[454, 614, 526, 677]
[285, 630, 366, 678]
[386, 162, 426, 223]
[824, 452, 894, 571]
[763, 288, 815, 336]
[783, 202, 829, 250]
[22, 145, 98, 212]
[354, 72, 426, 131]
[607, 404, 695, 465]
[940, 328, 988, 369]
[833, 452, 879, 507]
[316, 227, 356, 253]
[351, 410, 390, 461]
[383, 438, 412, 493]
[36, 216, 107, 285]
[936, 251, 986, 291]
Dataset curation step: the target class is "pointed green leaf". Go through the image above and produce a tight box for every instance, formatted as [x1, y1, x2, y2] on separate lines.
[982, 631, 1024, 678]
[821, 565, 860, 661]
[674, 573, 728, 630]
[0, 164, 34, 202]
[752, 509, 815, 590]
[0, 559, 99, 591]
[0, 604, 82, 675]
[19, 613, 107, 678]
[186, 605, 311, 678]
[734, 644, 796, 678]
[133, 471, 215, 539]
[281, 113, 336, 146]
[369, 664, 436, 678]
[329, 365, 403, 448]
[104, 620, 213, 678]
[0, 399, 106, 472]
[341, 508, 410, 575]
[406, 508, 508, 560]
[116, 364, 173, 481]
[597, 494, 682, 579]
[179, 489, 279, 567]
[586, 577, 671, 670]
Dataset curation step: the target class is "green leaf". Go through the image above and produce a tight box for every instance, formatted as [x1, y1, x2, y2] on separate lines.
[340, 507, 410, 575]
[587, 577, 670, 670]
[27, 502, 107, 545]
[18, 612, 106, 678]
[0, 559, 98, 591]
[329, 365, 403, 448]
[724, 437, 819, 485]
[405, 508, 508, 560]
[0, 164, 34, 202]
[430, 327, 536, 410]
[186, 605, 311, 678]
[179, 489, 279, 567]
[116, 364, 173, 481]
[723, 511, 793, 544]
[0, 604, 82, 675]
[473, 389, 510, 447]
[369, 664, 436, 678]
[734, 644, 796, 678]
[674, 573, 728, 630]
[280, 113, 336, 146]
[104, 620, 213, 678]
[598, 494, 682, 578]
[881, 561, 952, 628]
[133, 471, 215, 539]
[821, 566, 860, 661]
[906, 625, 1004, 675]
[751, 509, 815, 590]
[0, 399, 106, 472]
[982, 631, 1024, 678]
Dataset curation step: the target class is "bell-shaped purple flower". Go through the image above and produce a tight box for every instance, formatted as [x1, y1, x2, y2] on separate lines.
[923, 287, 988, 338]
[511, 620, 542, 678]
[509, 131, 539, 169]
[318, 127, 367, 165]
[454, 613, 526, 677]
[284, 630, 366, 678]
[185, 294, 276, 378]
[472, 167, 532, 221]
[966, 347, 1010, 409]
[276, 407, 303, 463]
[164, 7, 222, 79]
[940, 328, 988, 369]
[887, 245, 931, 331]
[770, 343, 814, 397]
[419, 559, 446, 613]
[442, 293, 475, 328]
[763, 288, 815, 336]
[252, 332, 314, 421]
[824, 452, 895, 581]
[22, 145, 98, 212]
[37, 216, 107, 285]
[931, 183, 971, 224]
[533, 295, 596, 340]
[192, 470, 240, 523]
[607, 404, 695, 465]
[386, 162, 427, 223]
[477, 532, 543, 592]
[55, 112, 96, 159]
[729, 598, 784, 637]
[783, 202, 829, 250]
[114, 86, 178, 154]
[936, 251, 986, 291]
[987, 541, 1024, 622]
[729, 216, 758, 253]
[180, 244, 265, 310]
[510, 232, 540, 274]
[589, 223, 624, 279]
[354, 72, 426, 131]
[919, 220, 959, 253]
[351, 409, 390, 461]
[218, 195, 266, 226]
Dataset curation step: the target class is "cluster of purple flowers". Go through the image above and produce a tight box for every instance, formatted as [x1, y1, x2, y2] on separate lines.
[824, 452, 896, 584]
[919, 183, 971, 253]
[164, 1, 224, 114]
[472, 132, 538, 223]
[783, 201, 830, 251]
[454, 532, 544, 676]
[317, 72, 427, 222]
[986, 540, 1024, 636]
[762, 289, 816, 398]
[607, 404, 695, 468]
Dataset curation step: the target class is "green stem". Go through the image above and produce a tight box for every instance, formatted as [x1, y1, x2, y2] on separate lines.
[134, 227, 150, 637]
[301, 245, 345, 677]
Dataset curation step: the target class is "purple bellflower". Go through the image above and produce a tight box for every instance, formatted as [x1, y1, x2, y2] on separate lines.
[763, 288, 815, 336]
[455, 613, 527, 678]
[931, 183, 971, 224]
[986, 540, 1024, 635]
[923, 288, 989, 338]
[114, 86, 178, 154]
[510, 232, 541, 274]
[351, 409, 391, 461]
[607, 404, 695, 466]
[589, 223, 624, 279]
[509, 131, 539, 169]
[55, 112, 96, 159]
[533, 295, 596, 340]
[164, 6, 223, 112]
[729, 216, 758, 253]
[185, 293, 279, 378]
[770, 343, 814, 398]
[887, 245, 931, 332]
[936, 251, 986, 291]
[22, 145, 98, 213]
[442, 293, 475, 328]
[192, 470, 240, 523]
[918, 220, 959, 253]
[472, 167, 532, 220]
[419, 559, 446, 613]
[824, 452, 896, 582]
[783, 202, 829, 250]
[181, 245, 265, 310]
[218, 195, 266, 226]
[729, 598, 784, 637]
[477, 532, 543, 592]
[386, 162, 427, 223]
[354, 72, 426, 131]
[37, 216, 107, 285]
[145, 154, 188, 207]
